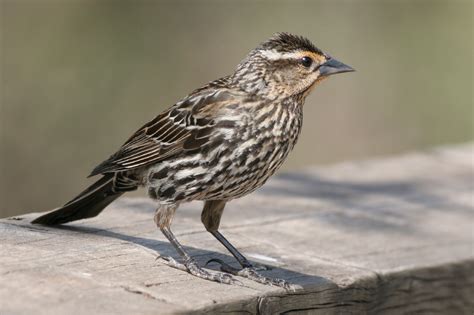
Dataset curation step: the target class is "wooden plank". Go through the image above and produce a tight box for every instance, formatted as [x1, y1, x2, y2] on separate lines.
[1, 144, 473, 314]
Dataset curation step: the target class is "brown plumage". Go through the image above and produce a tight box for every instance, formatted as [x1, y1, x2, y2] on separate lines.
[32, 33, 354, 289]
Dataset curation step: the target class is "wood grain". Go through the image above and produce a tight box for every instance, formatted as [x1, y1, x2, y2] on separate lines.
[1, 144, 473, 314]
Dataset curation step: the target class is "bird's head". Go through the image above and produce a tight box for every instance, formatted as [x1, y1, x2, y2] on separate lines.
[233, 33, 354, 100]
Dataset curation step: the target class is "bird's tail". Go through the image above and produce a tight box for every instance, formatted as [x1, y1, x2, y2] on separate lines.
[32, 174, 122, 225]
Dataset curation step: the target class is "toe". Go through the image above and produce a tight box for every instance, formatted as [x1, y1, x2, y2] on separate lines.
[235, 267, 295, 291]
[213, 272, 241, 285]
[158, 256, 189, 272]
[160, 256, 244, 286]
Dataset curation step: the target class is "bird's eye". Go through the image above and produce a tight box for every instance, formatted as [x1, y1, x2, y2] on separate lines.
[300, 56, 313, 68]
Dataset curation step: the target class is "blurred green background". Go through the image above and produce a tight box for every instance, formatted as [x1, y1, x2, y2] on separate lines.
[1, 0, 472, 218]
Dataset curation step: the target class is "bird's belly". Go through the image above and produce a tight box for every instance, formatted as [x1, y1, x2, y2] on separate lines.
[202, 138, 292, 200]
[146, 135, 294, 203]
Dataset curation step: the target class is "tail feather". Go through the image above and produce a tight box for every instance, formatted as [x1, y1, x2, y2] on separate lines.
[64, 174, 115, 206]
[32, 175, 122, 225]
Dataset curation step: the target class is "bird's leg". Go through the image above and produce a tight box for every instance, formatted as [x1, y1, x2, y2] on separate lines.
[155, 204, 238, 285]
[202, 200, 292, 290]
[209, 230, 254, 268]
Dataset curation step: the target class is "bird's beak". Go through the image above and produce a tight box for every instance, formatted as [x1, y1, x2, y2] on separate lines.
[318, 58, 355, 77]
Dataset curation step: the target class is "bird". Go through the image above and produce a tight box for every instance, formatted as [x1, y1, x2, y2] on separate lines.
[32, 33, 354, 289]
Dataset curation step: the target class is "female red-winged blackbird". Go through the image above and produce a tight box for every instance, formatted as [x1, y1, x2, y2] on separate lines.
[33, 33, 353, 289]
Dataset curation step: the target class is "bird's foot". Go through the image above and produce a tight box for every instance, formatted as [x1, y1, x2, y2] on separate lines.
[158, 256, 241, 285]
[206, 258, 295, 291]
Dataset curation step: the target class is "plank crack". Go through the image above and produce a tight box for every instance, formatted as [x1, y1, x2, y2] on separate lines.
[120, 285, 169, 304]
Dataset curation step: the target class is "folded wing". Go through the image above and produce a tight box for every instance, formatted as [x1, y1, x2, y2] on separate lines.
[89, 89, 237, 176]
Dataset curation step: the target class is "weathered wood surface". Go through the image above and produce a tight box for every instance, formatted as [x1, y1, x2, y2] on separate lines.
[1, 144, 473, 314]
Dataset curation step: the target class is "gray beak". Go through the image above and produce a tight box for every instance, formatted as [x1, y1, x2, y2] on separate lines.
[318, 58, 355, 77]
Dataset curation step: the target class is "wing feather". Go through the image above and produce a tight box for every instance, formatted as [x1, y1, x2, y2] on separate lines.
[89, 88, 238, 176]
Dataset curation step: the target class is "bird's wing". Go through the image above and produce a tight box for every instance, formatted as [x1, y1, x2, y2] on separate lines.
[89, 89, 238, 176]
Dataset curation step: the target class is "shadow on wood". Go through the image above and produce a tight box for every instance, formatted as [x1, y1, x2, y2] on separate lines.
[1, 143, 473, 314]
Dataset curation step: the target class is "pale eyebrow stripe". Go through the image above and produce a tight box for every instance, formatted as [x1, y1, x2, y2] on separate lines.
[260, 50, 302, 60]
[260, 49, 324, 63]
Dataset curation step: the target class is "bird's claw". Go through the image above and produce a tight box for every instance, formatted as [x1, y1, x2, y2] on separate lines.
[206, 258, 295, 291]
[157, 255, 188, 272]
[158, 256, 242, 285]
